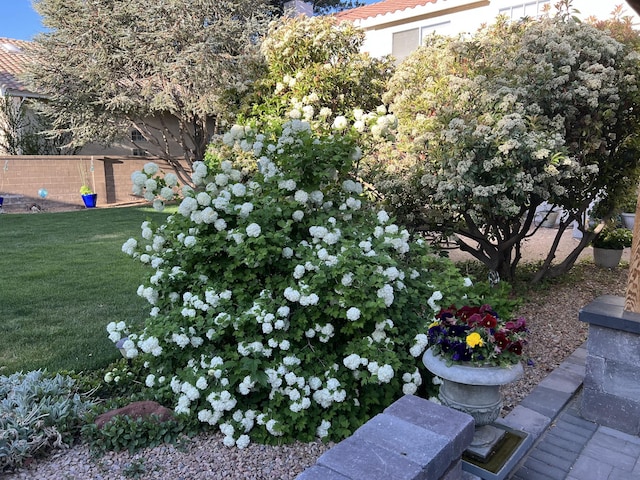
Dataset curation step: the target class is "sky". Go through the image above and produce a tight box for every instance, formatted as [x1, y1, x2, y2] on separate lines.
[0, 0, 385, 41]
[0, 0, 44, 41]
[0, 0, 383, 42]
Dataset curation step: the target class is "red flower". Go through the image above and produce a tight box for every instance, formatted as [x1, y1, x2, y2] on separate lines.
[494, 331, 510, 350]
[466, 313, 483, 327]
[456, 305, 480, 322]
[480, 314, 498, 328]
[505, 317, 527, 332]
[508, 341, 523, 355]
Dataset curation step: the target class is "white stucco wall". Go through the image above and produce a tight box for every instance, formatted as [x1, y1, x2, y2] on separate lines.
[354, 0, 640, 59]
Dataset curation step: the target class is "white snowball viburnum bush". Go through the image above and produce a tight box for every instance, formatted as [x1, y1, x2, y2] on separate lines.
[119, 108, 507, 447]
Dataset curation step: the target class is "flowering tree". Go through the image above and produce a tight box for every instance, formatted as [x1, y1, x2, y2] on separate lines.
[244, 15, 394, 125]
[380, 12, 640, 282]
[116, 110, 508, 447]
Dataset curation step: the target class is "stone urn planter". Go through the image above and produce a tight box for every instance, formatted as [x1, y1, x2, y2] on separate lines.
[423, 347, 523, 451]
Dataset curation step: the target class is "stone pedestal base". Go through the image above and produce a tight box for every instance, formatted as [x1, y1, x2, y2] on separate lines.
[467, 425, 506, 461]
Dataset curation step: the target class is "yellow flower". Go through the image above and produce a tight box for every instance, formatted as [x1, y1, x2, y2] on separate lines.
[428, 320, 441, 329]
[466, 332, 484, 348]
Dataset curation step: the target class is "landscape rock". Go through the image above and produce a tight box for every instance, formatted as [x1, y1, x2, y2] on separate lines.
[94, 400, 174, 428]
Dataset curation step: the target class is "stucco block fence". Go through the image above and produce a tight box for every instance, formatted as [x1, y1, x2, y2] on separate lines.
[580, 295, 640, 435]
[297, 395, 479, 480]
[0, 155, 181, 211]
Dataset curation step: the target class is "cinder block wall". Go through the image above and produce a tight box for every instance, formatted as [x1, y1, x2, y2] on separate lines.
[0, 156, 182, 210]
[580, 295, 640, 435]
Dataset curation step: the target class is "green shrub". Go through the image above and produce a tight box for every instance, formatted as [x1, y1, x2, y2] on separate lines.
[0, 370, 94, 471]
[591, 225, 633, 249]
[82, 412, 194, 455]
[116, 105, 513, 448]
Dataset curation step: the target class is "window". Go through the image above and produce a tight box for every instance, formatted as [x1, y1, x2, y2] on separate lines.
[132, 148, 147, 157]
[392, 28, 419, 63]
[131, 130, 145, 142]
[499, 0, 550, 20]
[421, 21, 453, 44]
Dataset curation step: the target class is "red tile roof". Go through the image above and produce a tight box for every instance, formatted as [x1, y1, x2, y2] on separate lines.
[0, 37, 36, 96]
[336, 0, 438, 21]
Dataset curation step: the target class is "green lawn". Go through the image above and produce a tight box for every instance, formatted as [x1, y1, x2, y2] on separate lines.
[0, 206, 170, 374]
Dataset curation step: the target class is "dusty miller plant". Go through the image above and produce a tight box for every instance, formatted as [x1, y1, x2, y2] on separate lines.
[0, 370, 94, 471]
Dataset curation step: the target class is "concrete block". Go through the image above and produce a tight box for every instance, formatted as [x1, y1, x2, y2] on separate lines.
[528, 447, 574, 471]
[579, 295, 640, 335]
[598, 425, 640, 446]
[518, 385, 573, 419]
[568, 454, 614, 479]
[438, 460, 462, 480]
[500, 405, 551, 437]
[590, 429, 640, 457]
[565, 344, 587, 364]
[384, 394, 474, 455]
[316, 435, 425, 480]
[557, 360, 585, 378]
[521, 456, 567, 480]
[553, 418, 596, 439]
[296, 465, 351, 480]
[542, 430, 586, 454]
[538, 367, 583, 394]
[352, 413, 452, 478]
[583, 355, 605, 392]
[558, 412, 598, 434]
[587, 325, 640, 364]
[602, 359, 640, 401]
[581, 388, 640, 435]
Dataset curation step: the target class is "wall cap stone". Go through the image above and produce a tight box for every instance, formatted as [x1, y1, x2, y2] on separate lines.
[579, 295, 640, 334]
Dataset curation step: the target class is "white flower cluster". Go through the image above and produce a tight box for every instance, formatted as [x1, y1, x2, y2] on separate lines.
[312, 377, 347, 408]
[342, 353, 368, 371]
[304, 323, 335, 343]
[130, 163, 180, 208]
[409, 333, 429, 358]
[401, 368, 423, 395]
[366, 362, 394, 384]
[107, 321, 129, 343]
[316, 419, 331, 439]
[138, 335, 163, 357]
[369, 319, 394, 344]
[427, 290, 443, 311]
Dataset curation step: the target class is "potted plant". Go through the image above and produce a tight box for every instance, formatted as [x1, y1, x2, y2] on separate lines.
[591, 224, 633, 268]
[78, 161, 97, 208]
[423, 304, 527, 450]
[80, 184, 97, 208]
[619, 192, 638, 230]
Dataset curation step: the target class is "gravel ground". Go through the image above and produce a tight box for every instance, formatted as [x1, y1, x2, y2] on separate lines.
[6, 227, 630, 480]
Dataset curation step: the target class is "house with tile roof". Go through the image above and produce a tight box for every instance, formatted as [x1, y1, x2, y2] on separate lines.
[0, 38, 41, 99]
[336, 0, 640, 62]
[0, 36, 179, 157]
[0, 38, 49, 154]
